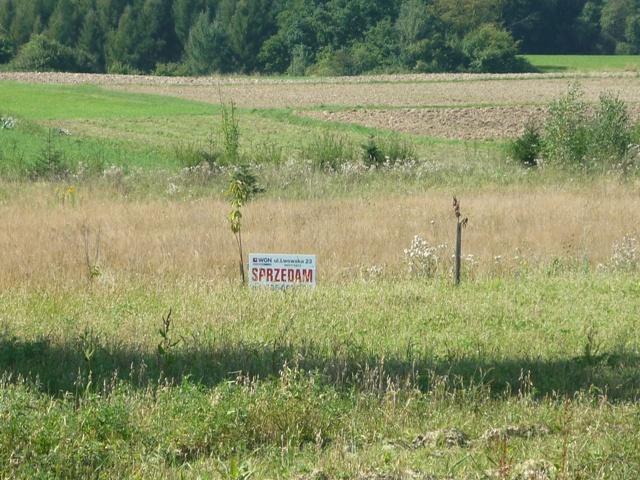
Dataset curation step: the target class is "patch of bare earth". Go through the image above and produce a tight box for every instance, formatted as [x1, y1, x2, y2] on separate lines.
[303, 105, 640, 140]
[2, 72, 640, 109]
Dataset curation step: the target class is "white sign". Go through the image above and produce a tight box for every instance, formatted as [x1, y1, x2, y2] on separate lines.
[249, 253, 316, 288]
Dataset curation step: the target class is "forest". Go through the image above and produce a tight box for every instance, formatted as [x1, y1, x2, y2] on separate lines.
[0, 0, 639, 76]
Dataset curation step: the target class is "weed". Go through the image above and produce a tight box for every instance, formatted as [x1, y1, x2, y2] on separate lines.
[303, 132, 354, 171]
[81, 223, 102, 281]
[157, 308, 180, 370]
[610, 234, 639, 271]
[221, 101, 240, 165]
[0, 116, 16, 129]
[403, 235, 445, 277]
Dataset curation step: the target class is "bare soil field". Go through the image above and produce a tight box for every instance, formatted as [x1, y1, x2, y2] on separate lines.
[2, 72, 640, 109]
[304, 104, 640, 140]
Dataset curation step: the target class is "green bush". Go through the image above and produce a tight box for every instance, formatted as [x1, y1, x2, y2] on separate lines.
[10, 35, 95, 72]
[590, 92, 632, 163]
[154, 62, 189, 77]
[461, 24, 530, 73]
[522, 84, 636, 171]
[508, 121, 542, 167]
[543, 83, 590, 167]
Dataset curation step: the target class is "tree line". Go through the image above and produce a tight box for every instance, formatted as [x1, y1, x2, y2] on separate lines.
[0, 0, 639, 76]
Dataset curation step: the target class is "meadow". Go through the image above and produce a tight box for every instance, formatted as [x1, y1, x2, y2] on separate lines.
[1, 69, 640, 479]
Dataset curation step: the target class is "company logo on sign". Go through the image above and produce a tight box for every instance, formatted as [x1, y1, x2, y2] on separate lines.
[249, 253, 316, 288]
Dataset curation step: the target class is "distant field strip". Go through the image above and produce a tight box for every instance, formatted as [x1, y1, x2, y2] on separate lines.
[525, 54, 640, 72]
[304, 104, 640, 140]
[3, 72, 640, 109]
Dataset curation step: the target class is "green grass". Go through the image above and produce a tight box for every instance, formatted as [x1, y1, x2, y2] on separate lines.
[1, 274, 639, 478]
[1, 81, 511, 188]
[523, 54, 640, 73]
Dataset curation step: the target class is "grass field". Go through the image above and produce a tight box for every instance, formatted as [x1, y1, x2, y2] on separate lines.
[524, 55, 640, 73]
[1, 69, 640, 479]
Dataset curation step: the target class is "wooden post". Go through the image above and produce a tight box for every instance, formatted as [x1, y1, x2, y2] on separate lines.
[452, 196, 468, 287]
[455, 221, 462, 286]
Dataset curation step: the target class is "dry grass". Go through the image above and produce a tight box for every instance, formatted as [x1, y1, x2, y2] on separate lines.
[1, 182, 638, 288]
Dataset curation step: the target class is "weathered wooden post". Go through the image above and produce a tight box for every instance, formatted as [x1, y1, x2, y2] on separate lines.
[453, 197, 468, 286]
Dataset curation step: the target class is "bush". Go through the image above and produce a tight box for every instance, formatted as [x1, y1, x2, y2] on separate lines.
[540, 84, 634, 170]
[106, 61, 142, 75]
[590, 92, 632, 163]
[508, 121, 542, 167]
[10, 35, 95, 72]
[543, 83, 590, 168]
[154, 62, 189, 77]
[461, 24, 530, 73]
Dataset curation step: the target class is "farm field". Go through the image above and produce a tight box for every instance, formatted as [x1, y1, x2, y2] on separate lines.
[524, 55, 640, 73]
[1, 69, 640, 479]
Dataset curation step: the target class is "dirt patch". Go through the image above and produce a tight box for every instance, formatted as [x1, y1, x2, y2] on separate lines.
[3, 72, 640, 110]
[303, 105, 640, 140]
[303, 106, 546, 140]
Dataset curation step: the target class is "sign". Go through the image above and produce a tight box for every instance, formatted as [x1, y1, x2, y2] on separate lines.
[249, 253, 316, 288]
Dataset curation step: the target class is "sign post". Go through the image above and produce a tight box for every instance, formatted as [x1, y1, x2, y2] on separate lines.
[248, 253, 317, 288]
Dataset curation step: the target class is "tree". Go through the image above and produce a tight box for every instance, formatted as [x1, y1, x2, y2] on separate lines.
[0, 33, 14, 63]
[185, 11, 233, 74]
[431, 0, 502, 34]
[217, 0, 276, 72]
[78, 9, 105, 70]
[47, 0, 83, 46]
[625, 14, 640, 53]
[600, 0, 635, 45]
[462, 23, 526, 73]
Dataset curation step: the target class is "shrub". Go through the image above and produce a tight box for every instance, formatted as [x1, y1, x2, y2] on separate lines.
[10, 35, 94, 72]
[542, 83, 590, 168]
[590, 92, 632, 164]
[153, 62, 189, 77]
[508, 121, 542, 167]
[461, 24, 529, 73]
[538, 84, 634, 171]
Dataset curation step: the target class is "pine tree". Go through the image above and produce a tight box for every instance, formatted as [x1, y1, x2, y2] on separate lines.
[185, 10, 232, 74]
[78, 8, 105, 69]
